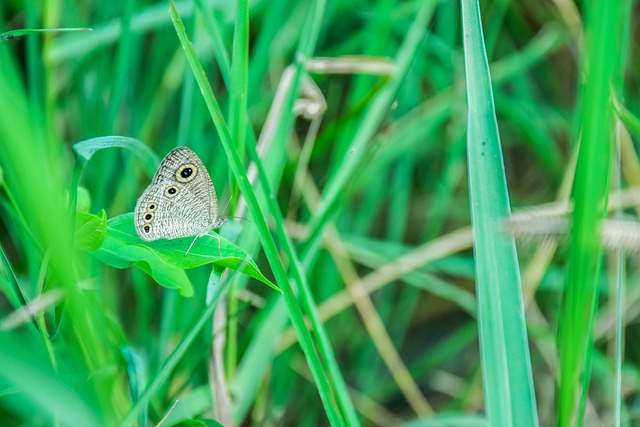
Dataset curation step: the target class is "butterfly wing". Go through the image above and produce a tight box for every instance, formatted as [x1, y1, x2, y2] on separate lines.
[134, 147, 220, 241]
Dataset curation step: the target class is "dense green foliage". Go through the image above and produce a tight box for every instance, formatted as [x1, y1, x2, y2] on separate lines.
[0, 0, 637, 426]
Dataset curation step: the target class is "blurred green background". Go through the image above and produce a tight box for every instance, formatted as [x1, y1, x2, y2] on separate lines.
[0, 0, 637, 426]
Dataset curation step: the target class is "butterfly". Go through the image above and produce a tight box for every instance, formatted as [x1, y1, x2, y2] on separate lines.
[134, 146, 226, 256]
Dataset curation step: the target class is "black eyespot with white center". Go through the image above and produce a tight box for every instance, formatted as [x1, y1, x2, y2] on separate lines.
[144, 225, 151, 233]
[165, 186, 179, 197]
[144, 213, 153, 221]
[148, 203, 157, 211]
[175, 163, 198, 182]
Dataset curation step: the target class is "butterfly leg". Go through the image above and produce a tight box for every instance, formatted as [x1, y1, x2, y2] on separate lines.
[184, 235, 200, 257]
[206, 233, 222, 257]
[184, 233, 223, 257]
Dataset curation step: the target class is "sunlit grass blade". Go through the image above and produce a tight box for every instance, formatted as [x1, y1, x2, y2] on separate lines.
[225, 0, 250, 384]
[461, 0, 538, 425]
[229, 4, 363, 423]
[228, 0, 249, 189]
[558, 1, 625, 425]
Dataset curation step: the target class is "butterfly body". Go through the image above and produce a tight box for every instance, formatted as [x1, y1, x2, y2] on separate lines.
[134, 147, 226, 243]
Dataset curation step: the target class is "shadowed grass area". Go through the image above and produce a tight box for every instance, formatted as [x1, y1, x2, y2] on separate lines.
[0, 0, 638, 426]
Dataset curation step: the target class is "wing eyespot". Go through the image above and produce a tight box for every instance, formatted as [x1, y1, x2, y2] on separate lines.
[165, 186, 179, 198]
[175, 163, 198, 183]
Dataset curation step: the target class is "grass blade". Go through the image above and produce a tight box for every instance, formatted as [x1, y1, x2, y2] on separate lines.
[0, 27, 91, 40]
[461, 0, 538, 425]
[558, 1, 625, 425]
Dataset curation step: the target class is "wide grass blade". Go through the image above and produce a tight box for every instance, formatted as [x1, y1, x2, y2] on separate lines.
[460, 0, 538, 425]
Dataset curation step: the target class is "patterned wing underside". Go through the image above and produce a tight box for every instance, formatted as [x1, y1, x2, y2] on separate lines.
[135, 185, 211, 240]
[151, 147, 219, 217]
[134, 147, 223, 241]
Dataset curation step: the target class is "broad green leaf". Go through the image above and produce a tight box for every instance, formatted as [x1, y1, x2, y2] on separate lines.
[92, 213, 279, 296]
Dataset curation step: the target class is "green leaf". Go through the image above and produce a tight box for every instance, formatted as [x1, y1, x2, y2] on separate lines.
[92, 213, 279, 296]
[75, 209, 107, 251]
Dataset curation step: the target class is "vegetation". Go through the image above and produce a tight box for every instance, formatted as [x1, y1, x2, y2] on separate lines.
[0, 0, 636, 426]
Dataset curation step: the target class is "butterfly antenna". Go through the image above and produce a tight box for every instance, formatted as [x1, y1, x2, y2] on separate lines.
[222, 197, 233, 216]
[221, 197, 251, 223]
[227, 215, 251, 223]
